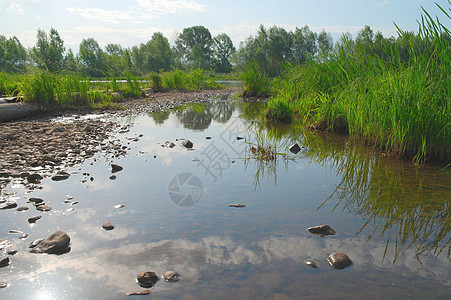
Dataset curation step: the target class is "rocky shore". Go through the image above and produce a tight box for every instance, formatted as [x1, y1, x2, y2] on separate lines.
[0, 87, 241, 188]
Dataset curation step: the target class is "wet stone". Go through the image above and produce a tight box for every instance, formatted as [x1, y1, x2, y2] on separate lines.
[28, 215, 42, 224]
[0, 282, 8, 288]
[109, 175, 116, 180]
[51, 171, 70, 181]
[29, 231, 70, 254]
[102, 222, 114, 230]
[182, 139, 193, 149]
[137, 271, 159, 288]
[27, 174, 43, 183]
[29, 197, 44, 205]
[36, 205, 52, 212]
[17, 206, 29, 211]
[0, 256, 9, 268]
[111, 164, 123, 173]
[305, 260, 318, 268]
[0, 201, 17, 210]
[327, 252, 353, 270]
[307, 224, 336, 237]
[289, 143, 301, 154]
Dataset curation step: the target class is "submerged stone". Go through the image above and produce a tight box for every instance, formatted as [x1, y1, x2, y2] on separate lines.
[162, 271, 180, 282]
[307, 224, 336, 237]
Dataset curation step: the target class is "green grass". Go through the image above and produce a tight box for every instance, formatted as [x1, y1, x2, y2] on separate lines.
[240, 61, 271, 97]
[0, 72, 20, 96]
[161, 68, 222, 91]
[266, 3, 451, 163]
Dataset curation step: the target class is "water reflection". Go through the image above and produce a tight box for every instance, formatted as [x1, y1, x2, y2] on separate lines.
[147, 100, 235, 130]
[242, 118, 451, 263]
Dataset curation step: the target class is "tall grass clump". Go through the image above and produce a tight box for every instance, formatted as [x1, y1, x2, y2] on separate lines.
[241, 61, 271, 97]
[121, 73, 144, 98]
[271, 2, 451, 163]
[19, 71, 115, 107]
[0, 72, 20, 96]
[161, 69, 220, 91]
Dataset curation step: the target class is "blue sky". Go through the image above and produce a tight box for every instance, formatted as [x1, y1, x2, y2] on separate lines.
[1, 0, 449, 52]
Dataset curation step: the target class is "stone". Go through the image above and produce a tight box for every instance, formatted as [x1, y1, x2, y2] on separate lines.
[28, 215, 42, 224]
[327, 252, 352, 269]
[136, 271, 159, 288]
[307, 224, 336, 237]
[111, 164, 123, 173]
[109, 175, 116, 180]
[29, 231, 70, 254]
[228, 204, 246, 208]
[0, 201, 17, 210]
[181, 139, 193, 149]
[102, 222, 114, 230]
[17, 206, 29, 212]
[52, 171, 70, 181]
[0, 256, 9, 268]
[289, 143, 301, 154]
[27, 173, 43, 183]
[29, 197, 44, 205]
[305, 260, 318, 268]
[0, 282, 8, 288]
[162, 271, 180, 282]
[165, 141, 176, 148]
[36, 205, 52, 212]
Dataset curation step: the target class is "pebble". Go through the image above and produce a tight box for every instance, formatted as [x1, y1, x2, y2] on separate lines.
[114, 204, 125, 209]
[28, 215, 42, 224]
[162, 271, 180, 282]
[305, 260, 318, 268]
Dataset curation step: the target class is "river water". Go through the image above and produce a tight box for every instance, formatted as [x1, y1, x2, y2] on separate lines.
[1, 97, 450, 299]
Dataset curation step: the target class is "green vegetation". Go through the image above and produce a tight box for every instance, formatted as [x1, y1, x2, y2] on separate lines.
[240, 62, 271, 97]
[256, 3, 450, 163]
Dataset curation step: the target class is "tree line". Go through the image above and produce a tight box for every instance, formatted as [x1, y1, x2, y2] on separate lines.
[1, 24, 425, 77]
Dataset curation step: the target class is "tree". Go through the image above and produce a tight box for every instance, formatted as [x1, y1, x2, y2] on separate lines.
[79, 38, 106, 77]
[105, 44, 124, 76]
[0, 35, 27, 73]
[62, 48, 78, 73]
[212, 33, 236, 73]
[317, 30, 333, 57]
[147, 32, 171, 72]
[291, 25, 317, 63]
[31, 28, 65, 72]
[175, 26, 213, 69]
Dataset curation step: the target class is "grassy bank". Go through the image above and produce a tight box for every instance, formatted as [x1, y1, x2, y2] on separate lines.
[8, 68, 223, 109]
[258, 4, 450, 163]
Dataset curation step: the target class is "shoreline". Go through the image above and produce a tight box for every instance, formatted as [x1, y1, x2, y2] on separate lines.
[0, 87, 242, 188]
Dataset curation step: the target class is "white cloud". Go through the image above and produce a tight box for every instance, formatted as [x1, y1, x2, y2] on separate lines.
[67, 7, 132, 24]
[136, 0, 206, 14]
[8, 2, 24, 14]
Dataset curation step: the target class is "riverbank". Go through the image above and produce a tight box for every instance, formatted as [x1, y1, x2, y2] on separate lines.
[0, 87, 241, 188]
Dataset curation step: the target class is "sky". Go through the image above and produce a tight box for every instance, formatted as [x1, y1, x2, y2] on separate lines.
[1, 0, 450, 52]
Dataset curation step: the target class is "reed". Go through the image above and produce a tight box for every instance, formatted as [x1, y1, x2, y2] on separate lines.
[269, 3, 450, 163]
[241, 61, 271, 97]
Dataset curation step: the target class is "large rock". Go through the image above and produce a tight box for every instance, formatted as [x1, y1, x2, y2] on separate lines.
[29, 231, 70, 254]
[327, 252, 352, 269]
